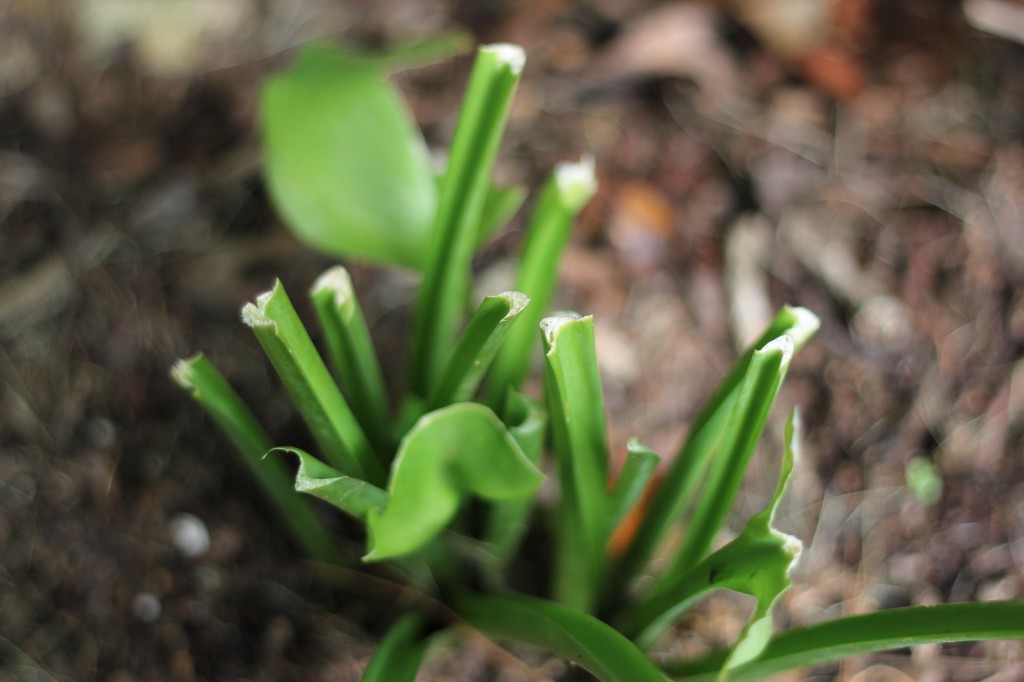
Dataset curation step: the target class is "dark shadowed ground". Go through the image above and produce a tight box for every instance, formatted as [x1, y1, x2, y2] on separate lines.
[2, 0, 1023, 679]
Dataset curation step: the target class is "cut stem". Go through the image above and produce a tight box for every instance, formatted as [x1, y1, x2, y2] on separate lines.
[428, 291, 529, 410]
[410, 44, 525, 397]
[243, 280, 385, 485]
[542, 313, 611, 612]
[310, 266, 393, 456]
[485, 157, 597, 406]
[171, 354, 337, 562]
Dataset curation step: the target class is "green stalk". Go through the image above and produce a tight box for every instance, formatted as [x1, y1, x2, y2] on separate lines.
[661, 336, 794, 578]
[171, 354, 337, 562]
[360, 614, 430, 682]
[615, 306, 819, 584]
[543, 314, 611, 612]
[666, 601, 1024, 681]
[310, 266, 393, 456]
[481, 390, 547, 586]
[242, 280, 385, 485]
[428, 291, 529, 410]
[607, 439, 660, 533]
[484, 157, 597, 406]
[410, 44, 525, 397]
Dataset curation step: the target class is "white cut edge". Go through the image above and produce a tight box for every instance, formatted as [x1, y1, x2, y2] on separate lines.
[784, 306, 821, 349]
[759, 334, 794, 367]
[482, 43, 526, 74]
[170, 356, 198, 390]
[555, 154, 597, 212]
[496, 291, 530, 319]
[241, 287, 276, 328]
[310, 265, 354, 309]
[540, 312, 586, 349]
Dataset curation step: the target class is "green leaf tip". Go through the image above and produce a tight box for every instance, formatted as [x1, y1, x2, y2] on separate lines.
[554, 154, 598, 213]
[310, 266, 356, 317]
[170, 354, 201, 391]
[364, 403, 544, 562]
[480, 43, 526, 74]
[240, 280, 281, 328]
[540, 312, 589, 351]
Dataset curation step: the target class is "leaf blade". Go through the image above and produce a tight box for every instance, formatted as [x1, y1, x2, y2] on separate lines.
[457, 592, 670, 682]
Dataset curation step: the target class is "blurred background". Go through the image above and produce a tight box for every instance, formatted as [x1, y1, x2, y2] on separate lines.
[2, 0, 1023, 679]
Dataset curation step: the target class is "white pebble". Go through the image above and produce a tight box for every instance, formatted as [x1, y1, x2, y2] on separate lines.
[169, 513, 210, 558]
[133, 592, 161, 622]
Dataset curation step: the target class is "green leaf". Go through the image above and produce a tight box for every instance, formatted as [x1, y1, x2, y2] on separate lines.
[542, 313, 611, 612]
[664, 335, 796, 579]
[477, 182, 527, 244]
[616, 306, 819, 584]
[374, 30, 473, 72]
[608, 439, 661, 534]
[457, 592, 669, 682]
[666, 601, 1024, 682]
[171, 355, 337, 562]
[310, 266, 393, 456]
[275, 446, 388, 521]
[360, 614, 431, 682]
[482, 390, 547, 585]
[429, 291, 530, 409]
[365, 403, 544, 561]
[262, 45, 437, 268]
[625, 412, 803, 658]
[411, 44, 525, 396]
[485, 157, 597, 405]
[242, 280, 385, 485]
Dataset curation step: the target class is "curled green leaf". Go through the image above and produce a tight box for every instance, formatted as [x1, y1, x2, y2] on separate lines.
[275, 446, 388, 521]
[365, 403, 544, 561]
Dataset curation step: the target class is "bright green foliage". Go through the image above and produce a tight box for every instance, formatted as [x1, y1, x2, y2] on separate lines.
[429, 291, 529, 410]
[262, 47, 437, 268]
[542, 314, 613, 612]
[361, 614, 431, 682]
[274, 446, 388, 521]
[365, 403, 543, 561]
[411, 44, 525, 396]
[310, 266, 393, 456]
[174, 41, 1024, 682]
[624, 412, 803, 657]
[171, 355, 337, 562]
[457, 592, 670, 682]
[242, 279, 385, 485]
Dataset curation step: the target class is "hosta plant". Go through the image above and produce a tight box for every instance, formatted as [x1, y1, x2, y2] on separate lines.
[174, 41, 1024, 680]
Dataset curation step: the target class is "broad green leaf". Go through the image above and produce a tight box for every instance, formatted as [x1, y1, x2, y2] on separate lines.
[411, 44, 525, 396]
[429, 291, 530, 409]
[457, 592, 669, 682]
[262, 45, 436, 268]
[485, 157, 597, 406]
[666, 601, 1024, 682]
[171, 355, 337, 562]
[616, 307, 819, 584]
[365, 403, 543, 561]
[360, 614, 431, 682]
[243, 280, 385, 485]
[608, 438, 661, 534]
[543, 313, 611, 612]
[310, 266, 393, 456]
[625, 412, 803, 659]
[275, 446, 387, 521]
[482, 390, 547, 585]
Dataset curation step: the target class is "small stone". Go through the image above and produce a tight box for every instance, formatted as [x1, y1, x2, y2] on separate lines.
[133, 592, 161, 623]
[169, 513, 210, 558]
